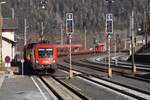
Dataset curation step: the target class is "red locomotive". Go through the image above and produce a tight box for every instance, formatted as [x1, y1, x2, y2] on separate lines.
[24, 42, 58, 73]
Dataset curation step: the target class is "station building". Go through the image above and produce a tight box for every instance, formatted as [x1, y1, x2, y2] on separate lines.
[1, 18, 17, 66]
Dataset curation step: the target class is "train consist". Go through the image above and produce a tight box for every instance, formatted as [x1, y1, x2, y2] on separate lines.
[24, 42, 58, 73]
[23, 41, 105, 74]
[56, 43, 105, 56]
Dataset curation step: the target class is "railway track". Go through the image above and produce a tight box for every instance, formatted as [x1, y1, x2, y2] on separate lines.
[58, 64, 150, 100]
[64, 58, 134, 76]
[95, 58, 150, 72]
[59, 57, 150, 83]
[34, 53, 150, 100]
[39, 75, 90, 100]
[84, 56, 150, 82]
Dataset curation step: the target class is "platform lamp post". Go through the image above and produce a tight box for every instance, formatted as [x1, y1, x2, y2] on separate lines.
[0, 1, 6, 69]
[66, 13, 74, 78]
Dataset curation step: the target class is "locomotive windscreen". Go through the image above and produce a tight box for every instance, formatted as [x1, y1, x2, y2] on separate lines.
[38, 48, 53, 58]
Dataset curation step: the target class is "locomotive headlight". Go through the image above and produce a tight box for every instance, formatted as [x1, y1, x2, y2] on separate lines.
[52, 60, 55, 63]
[36, 60, 39, 63]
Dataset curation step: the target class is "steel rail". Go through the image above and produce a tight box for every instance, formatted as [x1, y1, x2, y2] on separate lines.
[39, 75, 90, 100]
[58, 64, 150, 100]
[67, 59, 150, 83]
[39, 76, 63, 100]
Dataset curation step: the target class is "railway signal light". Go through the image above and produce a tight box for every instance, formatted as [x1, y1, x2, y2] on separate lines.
[93, 37, 98, 44]
[66, 13, 74, 78]
[106, 13, 113, 35]
[105, 13, 113, 78]
[66, 13, 74, 35]
[40, 0, 48, 10]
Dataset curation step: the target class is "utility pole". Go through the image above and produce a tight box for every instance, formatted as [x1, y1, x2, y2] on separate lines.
[41, 22, 44, 41]
[12, 8, 14, 19]
[124, 39, 127, 49]
[60, 24, 63, 45]
[131, 0, 136, 73]
[22, 1, 26, 76]
[144, 0, 149, 47]
[24, 18, 27, 46]
[114, 33, 117, 65]
[84, 26, 87, 50]
[144, 11, 148, 47]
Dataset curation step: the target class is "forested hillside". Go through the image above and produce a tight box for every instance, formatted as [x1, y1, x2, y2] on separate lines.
[2, 0, 149, 47]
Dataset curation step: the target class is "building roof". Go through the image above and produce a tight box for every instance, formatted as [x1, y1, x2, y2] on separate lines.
[2, 36, 16, 46]
[2, 18, 17, 31]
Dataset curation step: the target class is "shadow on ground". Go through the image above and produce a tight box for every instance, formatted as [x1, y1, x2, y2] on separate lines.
[12, 61, 34, 76]
[135, 73, 150, 79]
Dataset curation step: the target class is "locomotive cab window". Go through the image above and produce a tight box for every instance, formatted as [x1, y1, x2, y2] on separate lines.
[38, 48, 53, 58]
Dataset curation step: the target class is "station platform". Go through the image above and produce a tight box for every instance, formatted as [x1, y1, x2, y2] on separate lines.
[0, 74, 55, 100]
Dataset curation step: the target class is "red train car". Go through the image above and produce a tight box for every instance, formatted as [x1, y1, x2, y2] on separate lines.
[95, 42, 105, 52]
[56, 44, 82, 56]
[24, 42, 58, 73]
